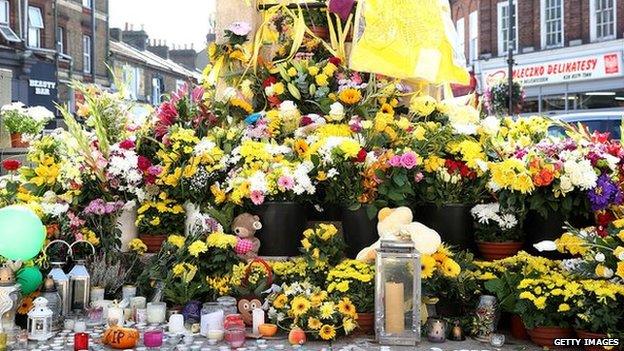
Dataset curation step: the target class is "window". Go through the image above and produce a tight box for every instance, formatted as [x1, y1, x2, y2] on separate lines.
[82, 0, 92, 9]
[57, 27, 64, 54]
[27, 6, 44, 48]
[0, 0, 20, 42]
[83, 35, 92, 73]
[469, 11, 478, 63]
[541, 0, 564, 48]
[152, 77, 163, 104]
[497, 1, 518, 55]
[456, 18, 465, 62]
[590, 0, 616, 41]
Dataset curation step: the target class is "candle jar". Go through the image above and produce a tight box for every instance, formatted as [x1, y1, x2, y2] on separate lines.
[136, 308, 148, 324]
[168, 313, 185, 334]
[224, 327, 246, 348]
[147, 302, 167, 324]
[200, 302, 224, 337]
[122, 285, 137, 302]
[474, 295, 499, 342]
[144, 329, 164, 348]
[74, 332, 89, 351]
[375, 239, 421, 346]
[131, 297, 147, 310]
[224, 314, 245, 330]
[90, 287, 105, 302]
[426, 317, 447, 343]
[216, 296, 238, 316]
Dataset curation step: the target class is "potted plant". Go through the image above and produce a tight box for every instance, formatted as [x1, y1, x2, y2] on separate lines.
[1, 103, 54, 148]
[229, 259, 273, 325]
[326, 260, 375, 334]
[300, 223, 346, 286]
[136, 198, 186, 253]
[471, 203, 524, 260]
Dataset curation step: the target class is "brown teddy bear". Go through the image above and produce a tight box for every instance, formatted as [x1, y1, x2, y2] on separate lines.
[232, 213, 262, 261]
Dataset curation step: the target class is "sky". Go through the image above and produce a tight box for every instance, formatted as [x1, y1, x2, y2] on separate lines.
[109, 0, 216, 51]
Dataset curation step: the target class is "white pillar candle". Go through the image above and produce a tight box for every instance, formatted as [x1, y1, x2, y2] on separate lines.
[122, 285, 137, 301]
[90, 287, 105, 302]
[200, 310, 224, 336]
[252, 308, 265, 335]
[130, 296, 147, 309]
[168, 313, 185, 334]
[107, 305, 124, 327]
[146, 302, 167, 324]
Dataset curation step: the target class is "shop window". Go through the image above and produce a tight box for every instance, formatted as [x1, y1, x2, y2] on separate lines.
[521, 99, 539, 114]
[541, 0, 563, 48]
[497, 1, 517, 56]
[82, 0, 92, 9]
[57, 27, 65, 54]
[27, 6, 44, 48]
[541, 95, 567, 112]
[590, 0, 616, 41]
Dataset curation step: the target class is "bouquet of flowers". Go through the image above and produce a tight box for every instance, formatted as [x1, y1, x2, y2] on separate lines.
[267, 281, 357, 340]
[483, 80, 525, 116]
[1, 103, 54, 136]
[574, 279, 624, 337]
[326, 260, 374, 313]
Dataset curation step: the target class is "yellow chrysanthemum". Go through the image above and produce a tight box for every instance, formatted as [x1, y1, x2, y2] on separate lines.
[290, 296, 311, 317]
[128, 238, 147, 255]
[338, 88, 362, 105]
[167, 235, 185, 248]
[188, 240, 208, 257]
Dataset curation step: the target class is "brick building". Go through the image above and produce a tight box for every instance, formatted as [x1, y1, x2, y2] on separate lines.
[0, 0, 109, 116]
[451, 0, 624, 113]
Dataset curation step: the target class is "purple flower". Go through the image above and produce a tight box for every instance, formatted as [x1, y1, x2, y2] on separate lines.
[400, 152, 418, 169]
[388, 155, 402, 168]
[588, 174, 623, 211]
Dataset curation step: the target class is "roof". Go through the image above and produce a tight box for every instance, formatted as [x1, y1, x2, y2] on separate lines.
[110, 40, 203, 82]
[552, 110, 624, 122]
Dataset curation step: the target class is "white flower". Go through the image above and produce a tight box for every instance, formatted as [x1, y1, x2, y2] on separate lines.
[480, 116, 501, 135]
[279, 101, 298, 117]
[471, 203, 500, 224]
[559, 175, 573, 194]
[534, 241, 557, 252]
[327, 102, 344, 122]
[228, 21, 252, 36]
[27, 106, 54, 123]
[222, 87, 237, 101]
[594, 252, 606, 262]
[194, 139, 217, 155]
[600, 267, 614, 279]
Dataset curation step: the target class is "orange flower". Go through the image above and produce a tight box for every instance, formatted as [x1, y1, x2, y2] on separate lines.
[338, 88, 362, 105]
[17, 292, 40, 314]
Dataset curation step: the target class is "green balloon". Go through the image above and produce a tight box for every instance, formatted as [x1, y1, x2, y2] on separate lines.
[17, 266, 43, 295]
[0, 205, 45, 261]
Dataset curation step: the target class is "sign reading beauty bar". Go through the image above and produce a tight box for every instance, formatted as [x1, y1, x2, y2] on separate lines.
[483, 51, 623, 88]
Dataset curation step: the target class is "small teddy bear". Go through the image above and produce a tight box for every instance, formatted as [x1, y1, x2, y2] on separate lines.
[232, 213, 262, 261]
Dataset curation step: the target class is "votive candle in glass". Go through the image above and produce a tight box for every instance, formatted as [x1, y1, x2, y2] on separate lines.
[74, 320, 87, 333]
[224, 327, 245, 348]
[131, 296, 147, 310]
[143, 329, 164, 348]
[147, 302, 167, 324]
[207, 329, 224, 341]
[74, 332, 89, 351]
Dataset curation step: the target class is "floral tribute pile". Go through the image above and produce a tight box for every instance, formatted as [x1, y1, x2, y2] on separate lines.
[1, 6, 624, 344]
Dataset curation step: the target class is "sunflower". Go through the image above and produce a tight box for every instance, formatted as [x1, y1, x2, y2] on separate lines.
[273, 294, 288, 309]
[421, 255, 436, 279]
[319, 324, 337, 340]
[337, 298, 357, 318]
[290, 296, 311, 316]
[338, 88, 362, 105]
[308, 317, 322, 330]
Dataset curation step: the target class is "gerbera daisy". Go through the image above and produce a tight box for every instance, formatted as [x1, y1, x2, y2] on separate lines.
[380, 103, 394, 115]
[308, 317, 322, 330]
[293, 139, 309, 157]
[273, 294, 288, 309]
[421, 254, 436, 279]
[319, 324, 336, 340]
[337, 298, 357, 318]
[290, 296, 311, 317]
[310, 291, 327, 306]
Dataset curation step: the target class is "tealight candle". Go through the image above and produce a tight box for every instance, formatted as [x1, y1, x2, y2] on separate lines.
[168, 313, 185, 334]
[74, 332, 89, 350]
[207, 329, 224, 341]
[147, 302, 167, 324]
[144, 329, 164, 348]
[64, 319, 75, 330]
[252, 308, 264, 335]
[107, 304, 124, 327]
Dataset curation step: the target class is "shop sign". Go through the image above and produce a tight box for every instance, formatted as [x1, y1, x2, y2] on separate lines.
[482, 51, 623, 88]
[28, 61, 58, 113]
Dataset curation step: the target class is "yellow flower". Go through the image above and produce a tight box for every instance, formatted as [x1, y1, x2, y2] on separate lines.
[308, 66, 319, 76]
[188, 240, 208, 257]
[319, 302, 334, 319]
[558, 303, 571, 312]
[617, 262, 624, 280]
[206, 233, 238, 249]
[230, 97, 253, 113]
[293, 139, 309, 157]
[315, 74, 329, 87]
[614, 246, 624, 261]
[287, 67, 298, 77]
[410, 95, 436, 115]
[533, 296, 547, 309]
[339, 139, 361, 158]
[421, 255, 436, 279]
[441, 258, 461, 278]
[290, 296, 311, 316]
[310, 291, 327, 306]
[149, 217, 161, 226]
[319, 324, 336, 340]
[128, 238, 147, 255]
[273, 294, 288, 309]
[301, 238, 311, 250]
[167, 235, 185, 249]
[273, 82, 285, 95]
[211, 184, 227, 204]
[172, 263, 186, 277]
[334, 281, 349, 293]
[343, 317, 357, 334]
[338, 88, 362, 105]
[519, 291, 535, 301]
[338, 298, 357, 318]
[308, 317, 322, 330]
[613, 219, 624, 228]
[424, 156, 445, 173]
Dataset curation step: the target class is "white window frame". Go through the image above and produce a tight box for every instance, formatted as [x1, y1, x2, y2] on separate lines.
[469, 10, 478, 63]
[0, 0, 8, 25]
[83, 35, 92, 74]
[540, 0, 564, 49]
[456, 18, 465, 63]
[497, 0, 518, 56]
[27, 6, 44, 48]
[57, 26, 64, 54]
[82, 0, 92, 9]
[590, 0, 617, 42]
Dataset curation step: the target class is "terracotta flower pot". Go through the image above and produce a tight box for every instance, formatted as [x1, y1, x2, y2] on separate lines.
[10, 133, 29, 148]
[510, 314, 529, 340]
[138, 234, 167, 253]
[354, 312, 374, 335]
[528, 326, 574, 348]
[576, 330, 610, 351]
[477, 241, 524, 261]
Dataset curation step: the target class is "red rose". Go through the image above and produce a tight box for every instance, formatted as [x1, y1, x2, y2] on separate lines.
[300, 116, 313, 126]
[329, 56, 342, 65]
[2, 159, 21, 171]
[137, 156, 152, 172]
[262, 76, 278, 88]
[355, 148, 367, 163]
[119, 139, 135, 150]
[596, 210, 614, 226]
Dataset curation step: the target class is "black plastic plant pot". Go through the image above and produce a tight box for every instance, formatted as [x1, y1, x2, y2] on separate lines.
[341, 207, 379, 259]
[254, 202, 307, 257]
[412, 203, 476, 252]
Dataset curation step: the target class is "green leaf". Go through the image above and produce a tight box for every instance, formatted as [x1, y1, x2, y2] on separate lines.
[288, 83, 301, 100]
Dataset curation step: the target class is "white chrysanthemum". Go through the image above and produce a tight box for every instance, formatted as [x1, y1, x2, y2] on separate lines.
[248, 171, 268, 193]
[194, 139, 217, 155]
[470, 203, 500, 224]
[497, 213, 518, 229]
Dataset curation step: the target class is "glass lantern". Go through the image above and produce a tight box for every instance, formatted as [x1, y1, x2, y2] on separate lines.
[27, 297, 54, 341]
[40, 276, 63, 331]
[44, 239, 71, 317]
[68, 240, 94, 312]
[375, 239, 421, 346]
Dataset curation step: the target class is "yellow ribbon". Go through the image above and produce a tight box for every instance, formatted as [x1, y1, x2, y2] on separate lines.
[420, 296, 439, 325]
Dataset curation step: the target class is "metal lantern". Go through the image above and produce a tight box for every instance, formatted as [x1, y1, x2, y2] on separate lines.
[40, 277, 63, 331]
[0, 266, 21, 332]
[44, 240, 71, 317]
[27, 297, 54, 341]
[375, 239, 421, 346]
[68, 240, 95, 312]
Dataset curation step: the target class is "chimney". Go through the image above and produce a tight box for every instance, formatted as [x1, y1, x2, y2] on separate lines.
[169, 45, 198, 71]
[147, 39, 170, 59]
[121, 25, 149, 51]
[110, 28, 123, 42]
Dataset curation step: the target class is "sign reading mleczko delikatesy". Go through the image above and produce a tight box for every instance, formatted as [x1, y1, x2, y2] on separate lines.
[483, 51, 623, 88]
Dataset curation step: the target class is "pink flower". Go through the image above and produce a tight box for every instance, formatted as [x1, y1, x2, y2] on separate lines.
[137, 156, 152, 171]
[191, 86, 205, 104]
[277, 176, 295, 190]
[349, 116, 362, 132]
[147, 165, 163, 176]
[388, 155, 402, 168]
[119, 139, 135, 150]
[250, 190, 265, 205]
[228, 22, 252, 36]
[157, 101, 178, 124]
[300, 116, 313, 126]
[414, 172, 424, 183]
[400, 152, 418, 169]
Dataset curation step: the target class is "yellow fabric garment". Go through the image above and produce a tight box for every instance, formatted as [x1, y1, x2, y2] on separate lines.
[349, 0, 469, 85]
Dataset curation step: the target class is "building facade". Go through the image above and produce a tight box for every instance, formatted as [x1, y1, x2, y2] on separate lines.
[0, 0, 109, 117]
[451, 0, 624, 113]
